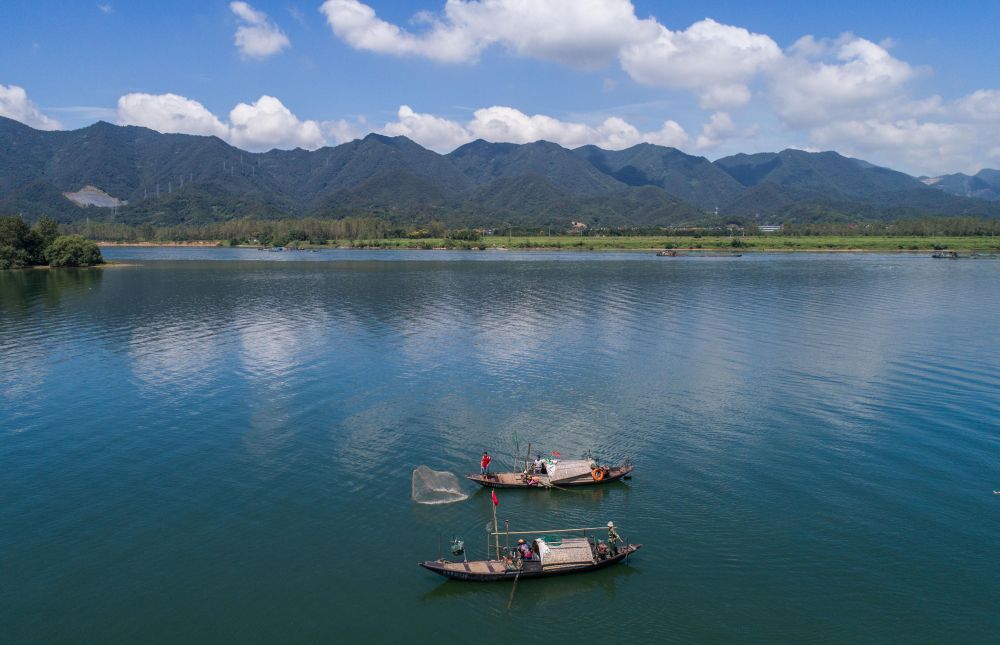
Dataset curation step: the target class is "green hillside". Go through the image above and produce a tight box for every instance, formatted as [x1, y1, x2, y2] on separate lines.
[1, 117, 998, 227]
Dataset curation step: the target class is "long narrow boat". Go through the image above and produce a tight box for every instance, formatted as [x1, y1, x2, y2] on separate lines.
[467, 458, 633, 489]
[419, 525, 641, 582]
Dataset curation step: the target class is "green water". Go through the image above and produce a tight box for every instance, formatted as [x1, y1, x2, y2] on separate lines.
[1, 249, 999, 643]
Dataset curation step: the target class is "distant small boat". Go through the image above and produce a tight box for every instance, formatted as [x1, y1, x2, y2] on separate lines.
[932, 251, 958, 259]
[419, 524, 640, 581]
[656, 250, 742, 258]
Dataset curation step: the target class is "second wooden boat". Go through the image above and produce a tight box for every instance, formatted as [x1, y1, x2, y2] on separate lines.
[419, 524, 641, 581]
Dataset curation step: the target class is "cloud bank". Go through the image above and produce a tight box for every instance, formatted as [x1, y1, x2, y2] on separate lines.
[318, 0, 1000, 174]
[5, 1, 1000, 175]
[110, 92, 690, 153]
[381, 104, 688, 152]
[116, 92, 321, 151]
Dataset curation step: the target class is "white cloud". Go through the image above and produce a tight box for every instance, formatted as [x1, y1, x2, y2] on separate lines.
[620, 18, 781, 108]
[695, 112, 758, 149]
[440, 0, 658, 69]
[229, 95, 325, 151]
[319, 0, 478, 63]
[117, 92, 229, 138]
[0, 84, 62, 130]
[696, 112, 736, 149]
[117, 92, 326, 151]
[97, 3, 113, 14]
[953, 89, 1000, 123]
[382, 105, 472, 151]
[770, 34, 916, 127]
[231, 1, 290, 59]
[323, 118, 365, 144]
[378, 104, 688, 152]
[319, 0, 657, 68]
[808, 119, 984, 176]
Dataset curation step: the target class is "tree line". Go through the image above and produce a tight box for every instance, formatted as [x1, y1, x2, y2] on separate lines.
[0, 216, 103, 269]
[781, 217, 1000, 237]
[11, 214, 1000, 246]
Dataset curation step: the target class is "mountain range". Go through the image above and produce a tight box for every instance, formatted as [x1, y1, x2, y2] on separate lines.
[2, 116, 999, 228]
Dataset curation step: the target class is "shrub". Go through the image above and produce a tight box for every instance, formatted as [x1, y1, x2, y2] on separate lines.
[0, 245, 31, 269]
[45, 235, 103, 267]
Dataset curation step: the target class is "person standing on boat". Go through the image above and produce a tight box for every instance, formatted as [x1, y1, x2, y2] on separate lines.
[532, 455, 544, 474]
[607, 521, 622, 555]
[480, 451, 491, 476]
[517, 538, 533, 560]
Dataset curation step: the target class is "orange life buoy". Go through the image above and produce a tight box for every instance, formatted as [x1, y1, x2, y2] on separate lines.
[591, 468, 605, 482]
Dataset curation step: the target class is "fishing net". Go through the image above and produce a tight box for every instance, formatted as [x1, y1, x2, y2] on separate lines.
[412, 465, 469, 504]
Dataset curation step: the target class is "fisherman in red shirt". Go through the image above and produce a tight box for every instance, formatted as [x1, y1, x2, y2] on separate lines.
[480, 451, 491, 476]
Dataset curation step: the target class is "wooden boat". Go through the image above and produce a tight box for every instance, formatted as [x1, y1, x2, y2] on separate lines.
[467, 458, 633, 489]
[419, 525, 641, 581]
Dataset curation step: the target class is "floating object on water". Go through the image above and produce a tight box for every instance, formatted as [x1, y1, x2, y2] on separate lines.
[412, 466, 468, 504]
[419, 523, 640, 581]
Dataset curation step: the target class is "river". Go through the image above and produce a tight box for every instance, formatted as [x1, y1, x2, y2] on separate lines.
[2, 249, 998, 643]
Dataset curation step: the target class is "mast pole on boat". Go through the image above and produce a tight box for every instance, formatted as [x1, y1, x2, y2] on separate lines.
[491, 525, 615, 536]
[492, 499, 500, 560]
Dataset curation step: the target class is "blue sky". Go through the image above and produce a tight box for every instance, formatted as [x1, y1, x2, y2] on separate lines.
[2, 1, 999, 175]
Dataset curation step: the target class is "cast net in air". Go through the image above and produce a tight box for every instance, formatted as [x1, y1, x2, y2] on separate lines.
[412, 465, 469, 504]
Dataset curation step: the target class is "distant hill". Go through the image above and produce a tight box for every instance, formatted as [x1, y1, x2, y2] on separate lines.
[574, 143, 744, 210]
[922, 170, 1000, 202]
[714, 149, 999, 219]
[1, 116, 998, 227]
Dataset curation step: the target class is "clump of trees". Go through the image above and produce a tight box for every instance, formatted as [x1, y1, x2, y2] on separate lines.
[0, 215, 103, 269]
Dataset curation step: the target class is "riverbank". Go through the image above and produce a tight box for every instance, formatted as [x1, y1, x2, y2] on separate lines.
[96, 235, 1000, 252]
[97, 241, 221, 247]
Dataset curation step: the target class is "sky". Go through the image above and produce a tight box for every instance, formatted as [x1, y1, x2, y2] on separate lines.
[2, 0, 1000, 176]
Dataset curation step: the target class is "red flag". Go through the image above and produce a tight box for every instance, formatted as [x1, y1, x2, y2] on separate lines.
[491, 490, 499, 507]
[552, 451, 561, 458]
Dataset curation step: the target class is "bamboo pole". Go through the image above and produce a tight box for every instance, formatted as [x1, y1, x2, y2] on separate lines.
[492, 500, 500, 560]
[506, 569, 521, 610]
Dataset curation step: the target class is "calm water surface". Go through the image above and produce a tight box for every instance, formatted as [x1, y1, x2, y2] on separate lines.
[2, 249, 998, 643]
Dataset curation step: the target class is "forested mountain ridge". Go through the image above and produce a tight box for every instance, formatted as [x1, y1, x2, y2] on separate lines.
[1, 116, 998, 227]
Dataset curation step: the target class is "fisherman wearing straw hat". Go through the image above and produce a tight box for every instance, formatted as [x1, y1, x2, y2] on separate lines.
[607, 521, 622, 555]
